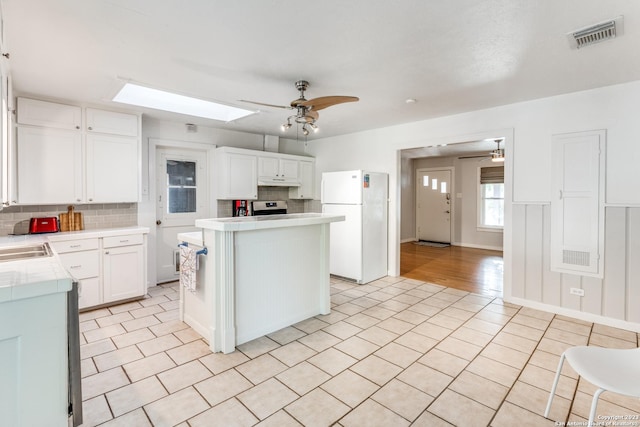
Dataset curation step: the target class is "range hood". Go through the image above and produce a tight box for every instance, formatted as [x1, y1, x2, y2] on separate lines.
[257, 178, 300, 187]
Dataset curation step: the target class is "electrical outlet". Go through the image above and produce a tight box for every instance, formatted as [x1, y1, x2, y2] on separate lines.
[570, 287, 585, 297]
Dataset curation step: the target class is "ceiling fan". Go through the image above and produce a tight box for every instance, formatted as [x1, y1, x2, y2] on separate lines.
[458, 139, 505, 162]
[240, 80, 359, 135]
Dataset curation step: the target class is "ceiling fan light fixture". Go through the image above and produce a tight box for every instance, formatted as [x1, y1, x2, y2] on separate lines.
[491, 139, 505, 162]
[491, 149, 505, 162]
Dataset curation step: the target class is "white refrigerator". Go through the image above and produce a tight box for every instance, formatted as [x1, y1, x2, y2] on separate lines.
[321, 170, 388, 284]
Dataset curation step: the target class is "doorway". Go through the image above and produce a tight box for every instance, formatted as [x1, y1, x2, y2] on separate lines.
[416, 168, 452, 243]
[155, 147, 208, 283]
[399, 135, 510, 297]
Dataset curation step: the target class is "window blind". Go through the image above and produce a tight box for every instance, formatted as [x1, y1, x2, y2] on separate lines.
[480, 166, 504, 184]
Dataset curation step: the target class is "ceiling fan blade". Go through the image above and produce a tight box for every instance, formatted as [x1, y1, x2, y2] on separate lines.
[305, 110, 319, 120]
[238, 100, 291, 109]
[458, 155, 491, 159]
[299, 96, 359, 111]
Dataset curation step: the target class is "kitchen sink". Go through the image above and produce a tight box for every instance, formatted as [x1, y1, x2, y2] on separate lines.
[0, 242, 53, 262]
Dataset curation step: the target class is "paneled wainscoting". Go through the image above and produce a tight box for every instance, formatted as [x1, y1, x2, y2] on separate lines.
[511, 205, 640, 325]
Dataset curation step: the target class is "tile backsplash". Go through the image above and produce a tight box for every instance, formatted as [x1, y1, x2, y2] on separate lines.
[217, 187, 320, 217]
[0, 203, 138, 236]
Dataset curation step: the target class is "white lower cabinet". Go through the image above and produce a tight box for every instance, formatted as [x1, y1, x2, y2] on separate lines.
[103, 235, 145, 303]
[49, 230, 147, 310]
[58, 247, 101, 309]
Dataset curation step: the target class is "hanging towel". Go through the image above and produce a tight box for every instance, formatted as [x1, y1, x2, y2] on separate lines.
[179, 245, 198, 292]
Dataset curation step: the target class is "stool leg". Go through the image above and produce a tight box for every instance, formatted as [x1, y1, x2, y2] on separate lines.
[545, 353, 566, 418]
[587, 388, 605, 426]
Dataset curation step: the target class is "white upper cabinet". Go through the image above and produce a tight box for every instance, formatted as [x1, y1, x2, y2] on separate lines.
[86, 134, 139, 202]
[17, 127, 83, 204]
[257, 156, 299, 185]
[85, 108, 139, 137]
[550, 130, 605, 277]
[17, 98, 81, 130]
[289, 160, 315, 199]
[214, 146, 314, 199]
[15, 97, 140, 204]
[215, 147, 258, 200]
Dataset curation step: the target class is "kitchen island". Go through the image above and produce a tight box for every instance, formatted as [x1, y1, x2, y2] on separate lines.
[180, 213, 344, 354]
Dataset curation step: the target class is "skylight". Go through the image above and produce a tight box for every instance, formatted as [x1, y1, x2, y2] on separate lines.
[112, 83, 255, 122]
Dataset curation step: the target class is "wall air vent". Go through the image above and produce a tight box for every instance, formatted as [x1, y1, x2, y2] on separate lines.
[568, 16, 624, 49]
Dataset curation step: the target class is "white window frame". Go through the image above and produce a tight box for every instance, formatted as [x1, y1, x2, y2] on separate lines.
[477, 167, 504, 232]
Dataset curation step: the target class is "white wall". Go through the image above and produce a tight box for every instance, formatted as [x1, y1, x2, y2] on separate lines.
[307, 80, 640, 331]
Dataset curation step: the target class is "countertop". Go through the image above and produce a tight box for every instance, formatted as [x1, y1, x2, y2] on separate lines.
[46, 226, 150, 241]
[195, 213, 345, 232]
[0, 226, 149, 303]
[0, 236, 71, 303]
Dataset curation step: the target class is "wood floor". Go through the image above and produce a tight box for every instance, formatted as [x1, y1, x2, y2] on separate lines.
[400, 242, 503, 297]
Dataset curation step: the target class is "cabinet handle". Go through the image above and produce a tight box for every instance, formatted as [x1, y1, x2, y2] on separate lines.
[70, 265, 82, 269]
[88, 198, 93, 202]
[70, 244, 81, 248]
[119, 239, 129, 243]
[75, 125, 80, 130]
[76, 199, 81, 202]
[88, 126, 93, 130]
[105, 251, 110, 255]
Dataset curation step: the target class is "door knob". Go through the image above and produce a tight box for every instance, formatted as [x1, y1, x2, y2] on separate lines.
[156, 220, 162, 225]
[445, 210, 450, 214]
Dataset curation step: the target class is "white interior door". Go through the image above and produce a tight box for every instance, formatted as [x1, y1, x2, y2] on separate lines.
[156, 148, 208, 283]
[416, 168, 452, 243]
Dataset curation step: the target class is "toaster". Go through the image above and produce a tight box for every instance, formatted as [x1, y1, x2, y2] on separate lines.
[29, 217, 60, 234]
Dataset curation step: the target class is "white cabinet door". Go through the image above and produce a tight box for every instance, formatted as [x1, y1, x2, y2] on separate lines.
[280, 159, 298, 180]
[86, 134, 139, 202]
[289, 160, 314, 199]
[103, 244, 145, 303]
[17, 127, 83, 204]
[17, 97, 81, 130]
[77, 277, 101, 310]
[85, 108, 138, 137]
[258, 156, 298, 184]
[550, 130, 605, 277]
[258, 156, 279, 178]
[217, 152, 257, 199]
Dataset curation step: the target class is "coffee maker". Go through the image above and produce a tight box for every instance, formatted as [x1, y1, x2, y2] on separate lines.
[232, 200, 249, 217]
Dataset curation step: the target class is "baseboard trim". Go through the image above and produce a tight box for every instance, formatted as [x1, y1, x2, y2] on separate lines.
[507, 296, 640, 333]
[452, 241, 503, 252]
[400, 238, 418, 244]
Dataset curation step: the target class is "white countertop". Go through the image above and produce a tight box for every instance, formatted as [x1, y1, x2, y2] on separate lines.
[46, 226, 150, 241]
[0, 238, 71, 303]
[195, 213, 345, 232]
[0, 226, 149, 303]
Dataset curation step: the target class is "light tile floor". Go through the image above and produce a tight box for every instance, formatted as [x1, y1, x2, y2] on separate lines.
[78, 277, 640, 426]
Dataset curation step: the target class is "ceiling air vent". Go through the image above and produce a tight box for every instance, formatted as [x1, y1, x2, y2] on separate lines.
[568, 16, 624, 49]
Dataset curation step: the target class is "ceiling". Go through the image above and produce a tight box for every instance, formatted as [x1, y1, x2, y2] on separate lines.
[2, 0, 640, 141]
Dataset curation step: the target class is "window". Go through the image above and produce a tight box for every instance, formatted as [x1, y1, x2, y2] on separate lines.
[166, 160, 197, 214]
[479, 166, 504, 229]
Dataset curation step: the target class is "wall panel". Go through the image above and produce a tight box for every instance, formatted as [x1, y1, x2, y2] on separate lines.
[627, 208, 640, 323]
[517, 205, 640, 326]
[511, 204, 526, 298]
[524, 205, 543, 302]
[541, 205, 562, 306]
[602, 207, 627, 320]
